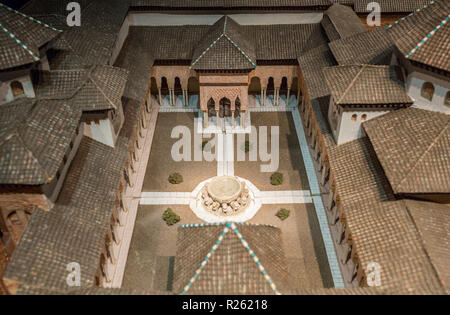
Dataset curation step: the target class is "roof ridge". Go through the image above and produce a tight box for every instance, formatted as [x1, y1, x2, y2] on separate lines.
[0, 22, 39, 61]
[181, 223, 232, 295]
[396, 121, 449, 191]
[88, 66, 118, 110]
[15, 125, 52, 183]
[0, 3, 62, 32]
[223, 33, 257, 68]
[402, 199, 447, 292]
[230, 223, 281, 295]
[336, 64, 367, 104]
[189, 33, 224, 69]
[406, 14, 450, 58]
[387, 0, 440, 29]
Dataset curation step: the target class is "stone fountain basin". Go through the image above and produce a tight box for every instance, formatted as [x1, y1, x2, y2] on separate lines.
[206, 176, 243, 203]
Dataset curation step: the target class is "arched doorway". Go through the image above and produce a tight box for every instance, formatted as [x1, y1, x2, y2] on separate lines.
[207, 98, 216, 116]
[235, 97, 241, 118]
[280, 77, 288, 96]
[219, 97, 231, 118]
[248, 77, 261, 95]
[161, 77, 169, 95]
[174, 77, 182, 96]
[267, 77, 275, 95]
[150, 77, 158, 96]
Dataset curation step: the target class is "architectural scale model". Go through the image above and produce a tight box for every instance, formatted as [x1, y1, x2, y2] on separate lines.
[0, 0, 448, 296]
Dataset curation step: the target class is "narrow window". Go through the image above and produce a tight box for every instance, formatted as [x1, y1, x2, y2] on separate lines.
[11, 81, 24, 97]
[421, 82, 435, 101]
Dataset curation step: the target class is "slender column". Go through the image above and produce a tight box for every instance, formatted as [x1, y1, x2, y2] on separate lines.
[203, 111, 208, 129]
[287, 88, 291, 107]
[297, 90, 301, 107]
[260, 90, 264, 107]
[232, 110, 235, 128]
[158, 88, 162, 106]
[241, 111, 245, 128]
[216, 110, 219, 128]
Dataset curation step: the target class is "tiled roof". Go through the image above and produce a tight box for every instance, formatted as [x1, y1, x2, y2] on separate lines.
[322, 3, 367, 41]
[113, 29, 155, 103]
[15, 284, 173, 295]
[0, 3, 61, 70]
[36, 65, 129, 111]
[323, 65, 413, 107]
[129, 23, 327, 64]
[404, 200, 450, 293]
[131, 0, 332, 9]
[298, 44, 337, 100]
[327, 137, 446, 294]
[363, 108, 450, 194]
[0, 98, 81, 185]
[23, 0, 129, 70]
[173, 223, 290, 295]
[329, 27, 395, 65]
[354, 0, 432, 13]
[190, 16, 257, 70]
[3, 96, 141, 290]
[387, 0, 450, 73]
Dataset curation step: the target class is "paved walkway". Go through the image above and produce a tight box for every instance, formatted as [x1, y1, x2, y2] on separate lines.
[131, 101, 344, 289]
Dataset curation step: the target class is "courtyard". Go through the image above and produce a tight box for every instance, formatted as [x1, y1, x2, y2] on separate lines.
[122, 109, 336, 292]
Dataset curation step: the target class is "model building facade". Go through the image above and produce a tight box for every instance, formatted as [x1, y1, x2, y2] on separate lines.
[0, 0, 448, 295]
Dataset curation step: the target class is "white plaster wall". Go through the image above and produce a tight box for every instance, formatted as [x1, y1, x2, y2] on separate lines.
[337, 111, 389, 145]
[2, 74, 35, 104]
[406, 72, 450, 114]
[130, 13, 323, 26]
[84, 119, 116, 148]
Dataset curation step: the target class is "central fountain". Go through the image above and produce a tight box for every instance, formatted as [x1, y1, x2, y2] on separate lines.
[190, 176, 260, 222]
[201, 176, 250, 216]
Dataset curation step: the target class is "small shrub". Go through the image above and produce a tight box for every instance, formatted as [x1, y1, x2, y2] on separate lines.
[276, 208, 290, 221]
[168, 173, 183, 184]
[163, 208, 181, 226]
[270, 172, 283, 186]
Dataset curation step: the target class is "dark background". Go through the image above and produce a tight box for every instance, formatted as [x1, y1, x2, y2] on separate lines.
[2, 0, 29, 9]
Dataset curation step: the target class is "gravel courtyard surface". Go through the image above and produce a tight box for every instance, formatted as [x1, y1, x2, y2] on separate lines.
[250, 203, 333, 289]
[121, 205, 201, 292]
[234, 112, 310, 191]
[142, 112, 217, 192]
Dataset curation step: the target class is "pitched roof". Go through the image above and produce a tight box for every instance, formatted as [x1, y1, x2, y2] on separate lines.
[131, 0, 333, 9]
[3, 97, 141, 290]
[363, 107, 450, 194]
[0, 98, 81, 185]
[173, 223, 290, 295]
[190, 16, 257, 70]
[298, 44, 337, 100]
[329, 27, 395, 65]
[0, 3, 61, 70]
[326, 137, 446, 294]
[323, 65, 413, 107]
[127, 23, 327, 64]
[23, 0, 129, 70]
[387, 0, 450, 73]
[36, 65, 129, 111]
[322, 3, 367, 41]
[354, 0, 432, 13]
[404, 200, 450, 293]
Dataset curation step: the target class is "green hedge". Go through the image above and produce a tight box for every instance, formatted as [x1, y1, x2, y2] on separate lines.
[163, 208, 181, 226]
[168, 173, 183, 184]
[276, 208, 290, 221]
[270, 172, 283, 186]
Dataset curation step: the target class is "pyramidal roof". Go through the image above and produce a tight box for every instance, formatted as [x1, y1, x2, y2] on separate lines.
[174, 222, 290, 295]
[0, 3, 61, 70]
[387, 0, 450, 73]
[190, 16, 257, 71]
